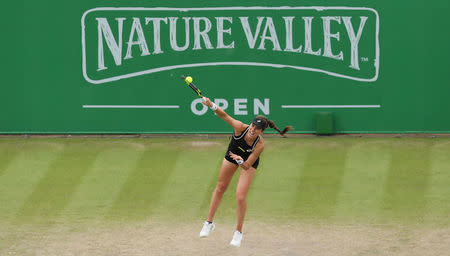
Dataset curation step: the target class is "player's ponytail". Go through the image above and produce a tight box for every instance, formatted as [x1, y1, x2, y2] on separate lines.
[267, 120, 293, 136]
[254, 115, 293, 136]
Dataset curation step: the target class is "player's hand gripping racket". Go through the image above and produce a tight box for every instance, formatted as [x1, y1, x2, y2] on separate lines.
[181, 75, 206, 102]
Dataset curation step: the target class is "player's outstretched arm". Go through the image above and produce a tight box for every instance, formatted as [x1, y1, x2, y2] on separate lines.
[202, 97, 247, 132]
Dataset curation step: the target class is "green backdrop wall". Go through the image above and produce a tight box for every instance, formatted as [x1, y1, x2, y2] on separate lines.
[1, 0, 449, 133]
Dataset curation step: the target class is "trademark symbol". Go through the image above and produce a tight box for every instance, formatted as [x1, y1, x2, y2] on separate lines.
[361, 57, 369, 62]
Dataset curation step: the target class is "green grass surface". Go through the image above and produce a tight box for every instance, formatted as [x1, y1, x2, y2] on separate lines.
[0, 137, 449, 227]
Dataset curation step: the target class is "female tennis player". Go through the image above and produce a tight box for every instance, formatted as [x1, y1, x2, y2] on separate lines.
[199, 97, 292, 247]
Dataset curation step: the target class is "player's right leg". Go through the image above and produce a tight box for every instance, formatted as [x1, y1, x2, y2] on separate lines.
[200, 159, 238, 237]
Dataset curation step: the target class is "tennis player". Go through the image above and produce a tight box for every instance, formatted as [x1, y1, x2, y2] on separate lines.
[199, 97, 292, 247]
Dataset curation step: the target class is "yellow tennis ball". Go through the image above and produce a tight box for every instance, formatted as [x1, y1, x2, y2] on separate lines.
[185, 76, 193, 84]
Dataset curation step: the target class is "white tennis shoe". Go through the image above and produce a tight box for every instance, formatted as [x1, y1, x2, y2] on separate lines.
[199, 221, 215, 237]
[229, 230, 243, 247]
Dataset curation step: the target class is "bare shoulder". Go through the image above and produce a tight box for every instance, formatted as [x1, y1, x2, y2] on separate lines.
[234, 124, 249, 136]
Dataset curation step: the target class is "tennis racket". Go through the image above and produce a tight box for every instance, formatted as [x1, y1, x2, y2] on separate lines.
[181, 75, 205, 101]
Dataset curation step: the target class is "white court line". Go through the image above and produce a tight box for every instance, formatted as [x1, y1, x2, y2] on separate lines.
[282, 105, 381, 109]
[83, 105, 180, 109]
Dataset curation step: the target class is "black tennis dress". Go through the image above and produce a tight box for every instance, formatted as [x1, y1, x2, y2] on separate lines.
[224, 126, 261, 169]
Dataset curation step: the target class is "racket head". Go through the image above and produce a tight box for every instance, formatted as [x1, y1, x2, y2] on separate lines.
[181, 75, 203, 98]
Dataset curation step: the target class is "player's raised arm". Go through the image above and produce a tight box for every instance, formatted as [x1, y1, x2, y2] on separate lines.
[202, 97, 247, 132]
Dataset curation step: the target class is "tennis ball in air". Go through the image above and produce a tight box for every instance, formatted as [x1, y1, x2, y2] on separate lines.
[185, 76, 193, 84]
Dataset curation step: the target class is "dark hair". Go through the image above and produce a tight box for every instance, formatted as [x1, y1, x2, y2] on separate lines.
[254, 115, 293, 136]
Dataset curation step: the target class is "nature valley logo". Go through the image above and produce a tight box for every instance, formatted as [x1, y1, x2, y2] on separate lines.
[81, 7, 380, 84]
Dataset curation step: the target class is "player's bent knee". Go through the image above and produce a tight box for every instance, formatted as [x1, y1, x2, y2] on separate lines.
[215, 183, 228, 194]
[236, 194, 246, 204]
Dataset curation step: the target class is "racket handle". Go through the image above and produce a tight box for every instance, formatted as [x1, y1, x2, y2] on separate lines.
[202, 97, 206, 102]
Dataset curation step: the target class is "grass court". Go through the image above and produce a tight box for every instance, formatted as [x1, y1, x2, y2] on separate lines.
[0, 136, 449, 255]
